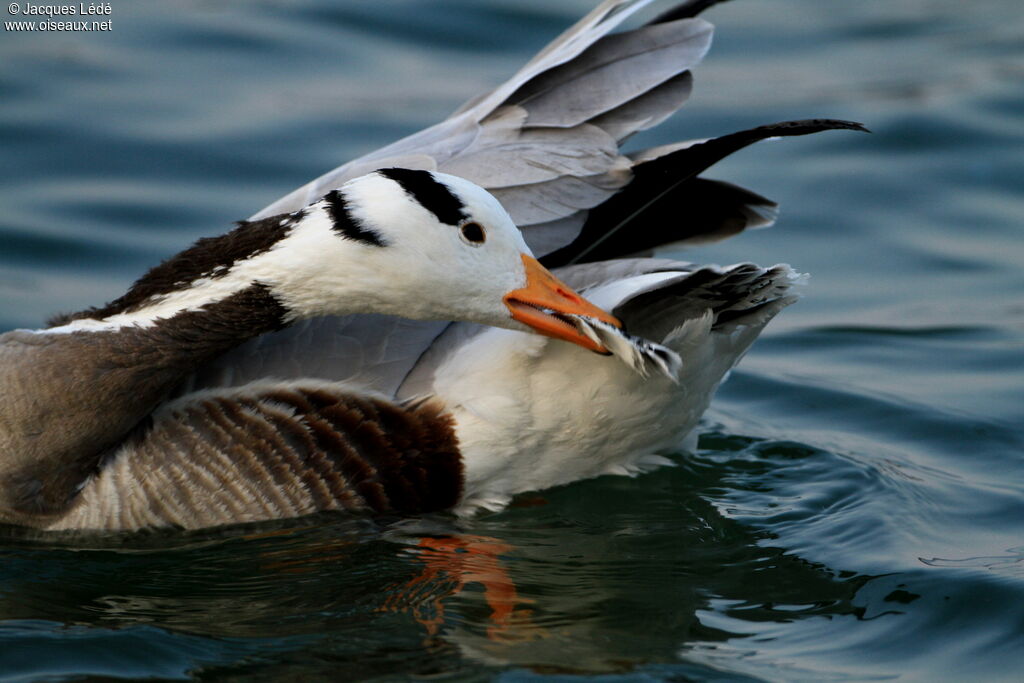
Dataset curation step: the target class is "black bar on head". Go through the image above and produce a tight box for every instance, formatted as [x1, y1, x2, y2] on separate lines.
[378, 168, 467, 226]
[324, 189, 387, 247]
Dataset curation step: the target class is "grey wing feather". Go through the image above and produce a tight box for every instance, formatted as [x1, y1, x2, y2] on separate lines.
[180, 315, 450, 397]
[442, 111, 625, 190]
[506, 19, 712, 131]
[556, 257, 695, 290]
[520, 214, 589, 256]
[492, 172, 627, 225]
[450, 0, 664, 120]
[590, 71, 694, 141]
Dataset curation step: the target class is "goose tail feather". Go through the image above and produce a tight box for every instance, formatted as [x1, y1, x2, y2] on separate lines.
[558, 258, 803, 362]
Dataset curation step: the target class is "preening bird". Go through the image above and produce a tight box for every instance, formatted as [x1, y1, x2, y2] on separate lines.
[0, 0, 864, 532]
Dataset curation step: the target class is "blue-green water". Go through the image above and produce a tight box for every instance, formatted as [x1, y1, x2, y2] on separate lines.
[2, 1, 1023, 680]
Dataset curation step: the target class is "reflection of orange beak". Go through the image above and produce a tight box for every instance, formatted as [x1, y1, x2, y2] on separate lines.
[503, 254, 622, 354]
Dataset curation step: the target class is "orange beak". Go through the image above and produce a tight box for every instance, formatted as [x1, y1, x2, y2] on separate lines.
[503, 254, 622, 353]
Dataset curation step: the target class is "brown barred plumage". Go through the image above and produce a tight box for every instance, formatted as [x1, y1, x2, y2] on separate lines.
[48, 382, 462, 531]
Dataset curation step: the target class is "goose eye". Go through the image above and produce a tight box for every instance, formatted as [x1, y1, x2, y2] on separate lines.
[459, 222, 486, 246]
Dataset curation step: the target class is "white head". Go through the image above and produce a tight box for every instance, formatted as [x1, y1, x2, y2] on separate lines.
[50, 169, 619, 352]
[266, 169, 620, 351]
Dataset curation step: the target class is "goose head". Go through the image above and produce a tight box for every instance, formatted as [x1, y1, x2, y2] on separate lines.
[270, 168, 620, 352]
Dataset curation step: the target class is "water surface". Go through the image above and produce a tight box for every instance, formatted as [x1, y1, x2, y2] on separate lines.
[2, 0, 1023, 680]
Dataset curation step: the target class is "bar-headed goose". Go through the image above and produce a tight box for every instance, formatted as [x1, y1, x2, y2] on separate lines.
[1, 0, 864, 531]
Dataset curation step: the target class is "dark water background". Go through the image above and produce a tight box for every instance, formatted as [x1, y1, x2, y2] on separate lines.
[2, 0, 1023, 680]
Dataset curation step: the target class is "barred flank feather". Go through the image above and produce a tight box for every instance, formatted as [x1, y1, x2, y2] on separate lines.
[51, 383, 462, 531]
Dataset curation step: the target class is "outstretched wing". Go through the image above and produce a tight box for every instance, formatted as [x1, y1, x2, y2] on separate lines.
[250, 0, 716, 259]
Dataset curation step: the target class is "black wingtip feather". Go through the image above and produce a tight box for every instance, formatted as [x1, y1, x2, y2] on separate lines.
[753, 118, 870, 136]
[648, 0, 734, 24]
[541, 118, 868, 267]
